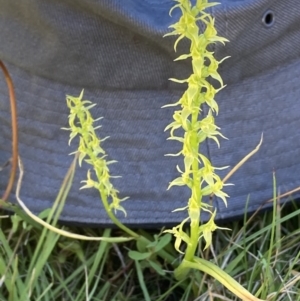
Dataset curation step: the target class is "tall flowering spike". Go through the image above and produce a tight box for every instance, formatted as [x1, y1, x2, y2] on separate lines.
[164, 0, 230, 252]
[64, 91, 127, 216]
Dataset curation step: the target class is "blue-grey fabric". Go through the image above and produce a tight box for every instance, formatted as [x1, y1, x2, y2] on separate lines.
[0, 0, 299, 226]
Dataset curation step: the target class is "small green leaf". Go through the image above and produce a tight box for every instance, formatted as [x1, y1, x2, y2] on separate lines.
[136, 239, 148, 253]
[153, 234, 172, 252]
[146, 235, 158, 249]
[148, 260, 165, 276]
[128, 251, 151, 261]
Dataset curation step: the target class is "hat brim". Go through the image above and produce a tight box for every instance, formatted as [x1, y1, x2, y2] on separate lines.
[1, 59, 300, 227]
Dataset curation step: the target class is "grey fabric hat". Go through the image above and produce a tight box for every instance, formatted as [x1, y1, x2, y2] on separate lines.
[1, 0, 300, 226]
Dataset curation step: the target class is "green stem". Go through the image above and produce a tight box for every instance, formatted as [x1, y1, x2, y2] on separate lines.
[175, 110, 201, 279]
[174, 218, 199, 279]
[185, 218, 199, 261]
[99, 188, 139, 239]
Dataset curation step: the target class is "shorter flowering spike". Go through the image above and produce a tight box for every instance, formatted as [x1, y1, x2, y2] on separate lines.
[64, 91, 127, 216]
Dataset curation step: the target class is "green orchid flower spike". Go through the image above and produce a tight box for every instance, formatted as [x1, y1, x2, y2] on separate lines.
[65, 91, 128, 218]
[164, 1, 265, 300]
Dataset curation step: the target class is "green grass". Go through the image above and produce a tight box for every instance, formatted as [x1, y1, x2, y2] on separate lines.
[0, 155, 299, 301]
[1, 193, 300, 301]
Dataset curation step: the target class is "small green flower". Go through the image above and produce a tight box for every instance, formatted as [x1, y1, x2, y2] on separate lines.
[201, 177, 232, 206]
[109, 192, 128, 216]
[164, 218, 190, 254]
[198, 210, 230, 250]
[80, 169, 97, 190]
